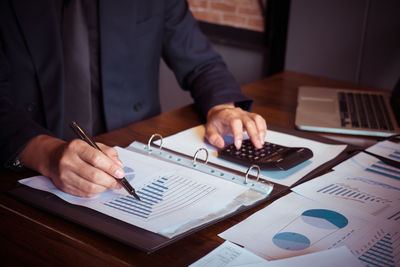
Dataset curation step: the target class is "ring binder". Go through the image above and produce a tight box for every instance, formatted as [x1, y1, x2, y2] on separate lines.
[245, 164, 260, 184]
[10, 132, 278, 254]
[147, 133, 163, 152]
[193, 148, 209, 165]
[9, 123, 358, 253]
[127, 135, 274, 195]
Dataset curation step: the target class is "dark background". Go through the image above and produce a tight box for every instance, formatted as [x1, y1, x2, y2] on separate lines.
[160, 0, 400, 113]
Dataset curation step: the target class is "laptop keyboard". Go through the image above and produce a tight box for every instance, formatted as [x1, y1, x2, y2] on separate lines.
[338, 92, 394, 130]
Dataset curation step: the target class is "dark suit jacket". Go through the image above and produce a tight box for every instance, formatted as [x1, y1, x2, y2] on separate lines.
[0, 0, 252, 168]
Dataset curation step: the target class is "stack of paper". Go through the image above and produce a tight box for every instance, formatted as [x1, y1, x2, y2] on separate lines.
[216, 140, 400, 266]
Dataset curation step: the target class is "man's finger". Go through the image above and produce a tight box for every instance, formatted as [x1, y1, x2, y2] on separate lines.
[242, 117, 262, 149]
[51, 168, 109, 198]
[98, 143, 123, 167]
[230, 119, 244, 149]
[78, 163, 120, 189]
[77, 143, 125, 179]
[253, 114, 267, 143]
[205, 124, 225, 148]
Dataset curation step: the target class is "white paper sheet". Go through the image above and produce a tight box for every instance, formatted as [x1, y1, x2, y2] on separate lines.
[292, 171, 400, 224]
[366, 140, 400, 162]
[157, 125, 346, 187]
[262, 246, 363, 267]
[19, 146, 265, 238]
[189, 241, 268, 267]
[346, 224, 400, 266]
[219, 192, 381, 261]
[190, 241, 363, 267]
[333, 152, 400, 190]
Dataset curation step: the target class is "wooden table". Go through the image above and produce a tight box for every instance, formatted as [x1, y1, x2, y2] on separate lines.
[0, 72, 380, 266]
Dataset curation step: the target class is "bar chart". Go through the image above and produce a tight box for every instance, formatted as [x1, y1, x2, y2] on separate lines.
[389, 151, 400, 161]
[316, 183, 392, 204]
[365, 160, 400, 182]
[103, 174, 216, 221]
[292, 166, 400, 224]
[358, 231, 399, 267]
[387, 210, 400, 222]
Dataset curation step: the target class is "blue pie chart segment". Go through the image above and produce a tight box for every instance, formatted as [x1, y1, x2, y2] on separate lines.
[301, 209, 348, 230]
[272, 232, 311, 251]
[123, 166, 135, 181]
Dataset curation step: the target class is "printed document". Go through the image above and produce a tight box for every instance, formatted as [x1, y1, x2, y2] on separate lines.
[19, 146, 266, 238]
[218, 192, 394, 262]
[292, 170, 400, 224]
[190, 241, 362, 267]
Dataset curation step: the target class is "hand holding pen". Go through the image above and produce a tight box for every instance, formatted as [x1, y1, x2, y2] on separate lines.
[70, 121, 141, 200]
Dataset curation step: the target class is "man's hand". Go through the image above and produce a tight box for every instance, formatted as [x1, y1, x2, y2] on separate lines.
[19, 135, 125, 198]
[205, 103, 267, 149]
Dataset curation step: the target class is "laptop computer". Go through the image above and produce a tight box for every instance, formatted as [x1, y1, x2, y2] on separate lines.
[295, 78, 400, 137]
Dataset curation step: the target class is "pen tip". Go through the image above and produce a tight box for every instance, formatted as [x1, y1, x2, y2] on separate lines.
[132, 191, 141, 201]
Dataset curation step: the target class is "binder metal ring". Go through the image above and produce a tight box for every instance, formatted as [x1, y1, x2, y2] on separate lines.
[147, 133, 163, 152]
[245, 164, 260, 184]
[193, 148, 209, 165]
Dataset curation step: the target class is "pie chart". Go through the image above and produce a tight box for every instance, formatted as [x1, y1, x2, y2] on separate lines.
[301, 209, 348, 230]
[272, 232, 311, 251]
[123, 166, 135, 180]
[272, 209, 348, 251]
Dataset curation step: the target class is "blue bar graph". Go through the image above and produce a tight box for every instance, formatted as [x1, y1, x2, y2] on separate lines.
[387, 211, 400, 221]
[102, 175, 216, 220]
[388, 151, 400, 161]
[358, 232, 399, 267]
[315, 183, 390, 204]
[104, 177, 168, 219]
[365, 161, 400, 181]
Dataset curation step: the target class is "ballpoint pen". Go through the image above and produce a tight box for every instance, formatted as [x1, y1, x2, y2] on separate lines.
[70, 121, 141, 201]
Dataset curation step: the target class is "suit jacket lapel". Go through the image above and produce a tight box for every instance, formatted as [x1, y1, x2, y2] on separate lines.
[13, 0, 64, 136]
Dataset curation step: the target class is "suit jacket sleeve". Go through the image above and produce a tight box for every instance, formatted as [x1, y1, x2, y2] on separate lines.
[161, 0, 253, 120]
[0, 43, 53, 168]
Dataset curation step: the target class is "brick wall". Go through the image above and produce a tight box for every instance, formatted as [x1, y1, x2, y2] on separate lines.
[188, 0, 266, 32]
